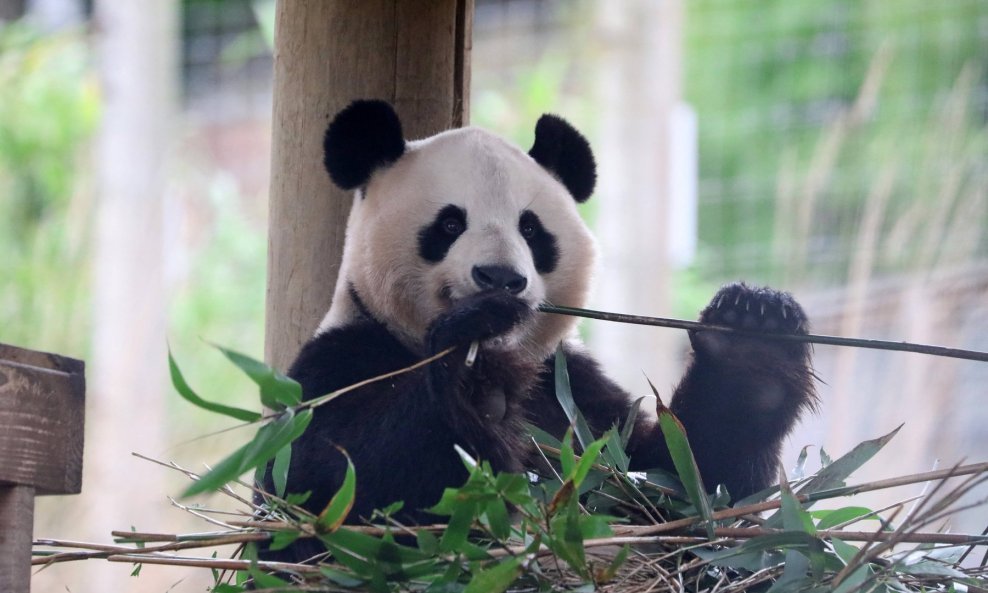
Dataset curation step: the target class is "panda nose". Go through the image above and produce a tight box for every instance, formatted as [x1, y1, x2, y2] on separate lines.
[472, 265, 528, 295]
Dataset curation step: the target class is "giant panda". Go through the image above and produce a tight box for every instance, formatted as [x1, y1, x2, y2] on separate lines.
[261, 100, 816, 561]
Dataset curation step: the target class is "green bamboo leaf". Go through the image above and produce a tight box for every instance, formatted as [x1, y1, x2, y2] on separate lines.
[493, 472, 530, 506]
[182, 409, 312, 497]
[321, 527, 433, 587]
[620, 397, 646, 448]
[832, 565, 872, 593]
[320, 567, 365, 588]
[603, 425, 630, 474]
[698, 531, 820, 564]
[780, 484, 831, 578]
[439, 500, 479, 553]
[169, 349, 261, 422]
[464, 557, 522, 593]
[799, 425, 901, 495]
[814, 506, 874, 530]
[319, 540, 377, 583]
[560, 428, 576, 478]
[212, 343, 302, 410]
[769, 553, 809, 593]
[268, 530, 299, 552]
[316, 452, 357, 533]
[548, 505, 588, 576]
[285, 491, 311, 506]
[416, 529, 439, 555]
[829, 537, 859, 564]
[271, 443, 292, 498]
[248, 560, 289, 588]
[572, 436, 607, 488]
[650, 378, 713, 534]
[554, 347, 595, 450]
[781, 487, 816, 535]
[484, 499, 512, 541]
[766, 425, 902, 526]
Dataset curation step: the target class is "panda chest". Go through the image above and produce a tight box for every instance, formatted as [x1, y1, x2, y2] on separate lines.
[459, 351, 539, 424]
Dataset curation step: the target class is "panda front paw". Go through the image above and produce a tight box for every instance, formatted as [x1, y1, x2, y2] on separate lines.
[427, 291, 532, 354]
[690, 282, 809, 362]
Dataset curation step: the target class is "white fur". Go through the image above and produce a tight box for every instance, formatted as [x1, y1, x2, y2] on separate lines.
[318, 126, 597, 361]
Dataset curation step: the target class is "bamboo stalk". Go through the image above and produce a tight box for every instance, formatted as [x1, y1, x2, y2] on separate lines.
[538, 304, 988, 362]
[31, 533, 269, 566]
[106, 553, 322, 574]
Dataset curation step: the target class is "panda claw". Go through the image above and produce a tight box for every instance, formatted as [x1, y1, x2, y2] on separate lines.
[760, 303, 766, 316]
[781, 305, 789, 319]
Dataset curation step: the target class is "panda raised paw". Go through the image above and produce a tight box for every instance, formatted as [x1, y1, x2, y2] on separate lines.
[690, 282, 809, 362]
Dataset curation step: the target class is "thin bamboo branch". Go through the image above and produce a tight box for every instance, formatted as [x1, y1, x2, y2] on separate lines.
[32, 533, 269, 566]
[298, 347, 455, 412]
[538, 305, 988, 362]
[105, 553, 322, 574]
[620, 461, 988, 537]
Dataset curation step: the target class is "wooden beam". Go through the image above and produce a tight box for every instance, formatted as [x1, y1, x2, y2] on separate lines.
[0, 343, 84, 593]
[0, 344, 85, 495]
[265, 0, 473, 372]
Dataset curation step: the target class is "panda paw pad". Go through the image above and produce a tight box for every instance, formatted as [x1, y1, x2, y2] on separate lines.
[700, 282, 808, 335]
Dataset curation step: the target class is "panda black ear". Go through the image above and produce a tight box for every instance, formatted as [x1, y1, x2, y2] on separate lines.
[323, 100, 406, 190]
[528, 114, 596, 203]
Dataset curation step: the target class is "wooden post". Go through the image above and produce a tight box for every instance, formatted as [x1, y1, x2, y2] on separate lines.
[265, 0, 474, 372]
[0, 343, 85, 593]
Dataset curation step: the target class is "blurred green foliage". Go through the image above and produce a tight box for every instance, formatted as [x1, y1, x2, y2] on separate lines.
[685, 0, 988, 284]
[0, 22, 98, 357]
[166, 177, 267, 417]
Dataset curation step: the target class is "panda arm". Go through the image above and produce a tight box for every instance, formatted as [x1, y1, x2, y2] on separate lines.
[663, 283, 816, 499]
[272, 323, 465, 521]
[277, 311, 534, 524]
[531, 284, 816, 502]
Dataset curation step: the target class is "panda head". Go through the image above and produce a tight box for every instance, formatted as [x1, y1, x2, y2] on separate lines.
[320, 100, 598, 360]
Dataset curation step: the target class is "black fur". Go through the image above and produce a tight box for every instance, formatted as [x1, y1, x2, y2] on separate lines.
[519, 210, 559, 274]
[323, 100, 405, 190]
[418, 204, 467, 263]
[528, 114, 597, 203]
[261, 283, 816, 563]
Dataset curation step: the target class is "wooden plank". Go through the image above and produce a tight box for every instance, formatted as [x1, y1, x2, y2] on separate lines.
[0, 485, 34, 593]
[0, 344, 85, 495]
[265, 0, 473, 372]
[0, 343, 84, 375]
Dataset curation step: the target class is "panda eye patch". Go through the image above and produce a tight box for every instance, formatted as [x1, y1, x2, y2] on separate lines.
[519, 210, 559, 274]
[418, 204, 467, 263]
